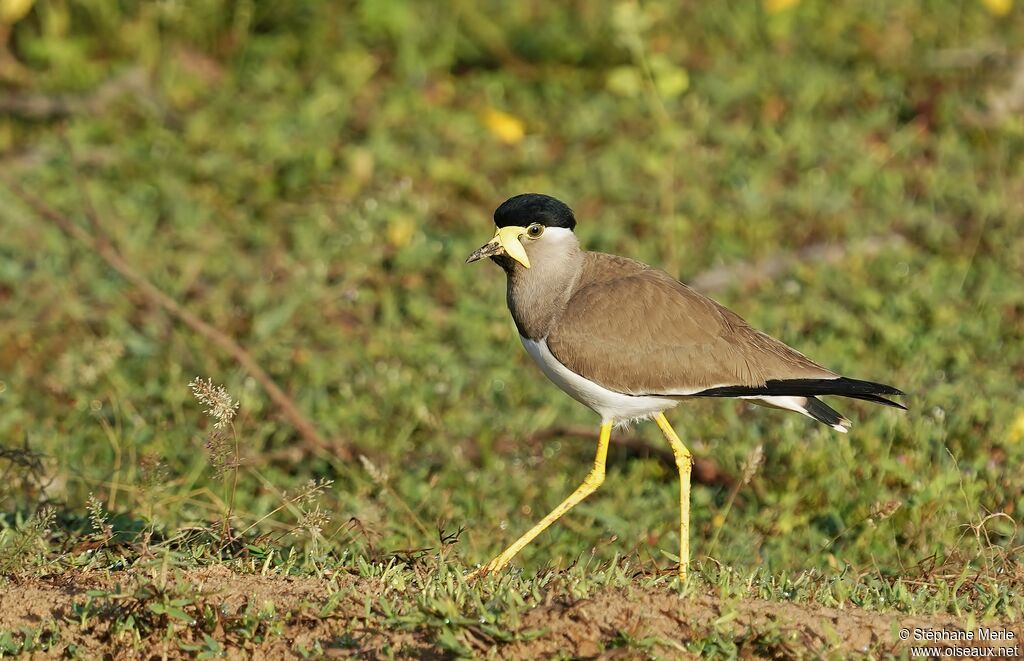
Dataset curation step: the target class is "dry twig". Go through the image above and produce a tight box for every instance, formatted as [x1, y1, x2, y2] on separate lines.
[689, 235, 907, 294]
[0, 68, 158, 120]
[0, 173, 348, 461]
[497, 424, 732, 488]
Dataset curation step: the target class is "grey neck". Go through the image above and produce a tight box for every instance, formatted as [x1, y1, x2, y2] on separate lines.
[505, 244, 584, 340]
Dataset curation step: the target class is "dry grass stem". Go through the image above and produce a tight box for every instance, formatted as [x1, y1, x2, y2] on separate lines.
[0, 175, 347, 461]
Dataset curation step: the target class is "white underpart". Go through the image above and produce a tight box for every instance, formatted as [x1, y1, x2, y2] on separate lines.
[521, 336, 680, 424]
[748, 396, 849, 433]
[521, 334, 851, 432]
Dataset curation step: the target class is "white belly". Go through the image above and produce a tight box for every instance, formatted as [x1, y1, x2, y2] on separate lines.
[520, 336, 679, 424]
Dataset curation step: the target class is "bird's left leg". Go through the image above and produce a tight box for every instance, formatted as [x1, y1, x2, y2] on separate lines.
[654, 413, 692, 580]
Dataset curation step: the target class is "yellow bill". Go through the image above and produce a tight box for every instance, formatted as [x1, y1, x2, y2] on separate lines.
[465, 226, 531, 268]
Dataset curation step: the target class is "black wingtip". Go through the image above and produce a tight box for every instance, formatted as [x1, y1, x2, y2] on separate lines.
[833, 378, 904, 397]
[842, 393, 908, 410]
[696, 377, 908, 409]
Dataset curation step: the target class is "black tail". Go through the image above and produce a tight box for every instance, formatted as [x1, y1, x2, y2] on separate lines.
[696, 377, 907, 410]
[804, 397, 852, 430]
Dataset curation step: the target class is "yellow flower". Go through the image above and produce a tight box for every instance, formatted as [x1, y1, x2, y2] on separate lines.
[1008, 411, 1024, 443]
[981, 0, 1013, 15]
[481, 109, 525, 145]
[764, 0, 800, 14]
[0, 0, 35, 25]
[386, 215, 416, 249]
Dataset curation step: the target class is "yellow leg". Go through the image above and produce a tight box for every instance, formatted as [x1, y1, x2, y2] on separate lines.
[655, 413, 692, 580]
[471, 421, 613, 578]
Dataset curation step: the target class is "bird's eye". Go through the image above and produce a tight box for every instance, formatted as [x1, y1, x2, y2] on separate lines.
[526, 223, 544, 238]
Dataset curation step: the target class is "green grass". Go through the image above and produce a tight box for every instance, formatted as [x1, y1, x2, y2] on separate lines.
[1, 0, 1023, 654]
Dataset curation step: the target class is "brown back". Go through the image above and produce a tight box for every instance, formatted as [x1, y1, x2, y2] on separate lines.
[546, 253, 836, 395]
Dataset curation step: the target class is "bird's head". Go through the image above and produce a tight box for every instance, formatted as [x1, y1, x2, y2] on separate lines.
[466, 193, 577, 271]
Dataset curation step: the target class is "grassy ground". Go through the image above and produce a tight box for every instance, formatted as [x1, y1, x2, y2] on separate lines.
[1, 0, 1023, 657]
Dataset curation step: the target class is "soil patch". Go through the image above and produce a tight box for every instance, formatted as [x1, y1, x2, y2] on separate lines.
[0, 568, 1018, 658]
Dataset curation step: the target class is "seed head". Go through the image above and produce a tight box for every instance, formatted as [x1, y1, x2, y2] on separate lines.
[870, 500, 902, 522]
[359, 455, 388, 485]
[188, 377, 239, 429]
[741, 444, 764, 485]
[294, 505, 330, 539]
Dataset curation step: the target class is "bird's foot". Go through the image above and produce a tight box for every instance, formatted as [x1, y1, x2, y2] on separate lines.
[465, 557, 506, 582]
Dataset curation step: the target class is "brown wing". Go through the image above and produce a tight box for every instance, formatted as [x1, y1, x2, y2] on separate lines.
[546, 254, 836, 396]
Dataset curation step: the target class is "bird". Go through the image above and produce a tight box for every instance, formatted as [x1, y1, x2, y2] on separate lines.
[465, 193, 906, 580]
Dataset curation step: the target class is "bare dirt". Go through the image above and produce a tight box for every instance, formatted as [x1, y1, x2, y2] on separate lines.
[0, 567, 1019, 659]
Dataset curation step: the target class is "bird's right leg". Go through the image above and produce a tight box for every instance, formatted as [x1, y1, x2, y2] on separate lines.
[469, 421, 612, 579]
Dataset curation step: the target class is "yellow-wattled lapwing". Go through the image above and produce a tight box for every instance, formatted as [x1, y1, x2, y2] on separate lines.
[466, 193, 905, 579]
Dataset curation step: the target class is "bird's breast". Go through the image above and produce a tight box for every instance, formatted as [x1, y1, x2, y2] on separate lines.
[518, 335, 679, 423]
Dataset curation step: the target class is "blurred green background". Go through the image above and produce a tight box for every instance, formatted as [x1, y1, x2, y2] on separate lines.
[1, 0, 1022, 585]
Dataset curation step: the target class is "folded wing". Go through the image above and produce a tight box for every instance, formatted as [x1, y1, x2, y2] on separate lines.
[547, 255, 847, 397]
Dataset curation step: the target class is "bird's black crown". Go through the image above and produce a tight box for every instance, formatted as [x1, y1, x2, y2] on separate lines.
[494, 193, 576, 231]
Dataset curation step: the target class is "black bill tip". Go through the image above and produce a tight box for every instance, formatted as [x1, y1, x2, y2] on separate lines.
[466, 241, 502, 264]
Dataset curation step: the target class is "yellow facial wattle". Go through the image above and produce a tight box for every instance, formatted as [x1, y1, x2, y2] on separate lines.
[492, 225, 531, 269]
